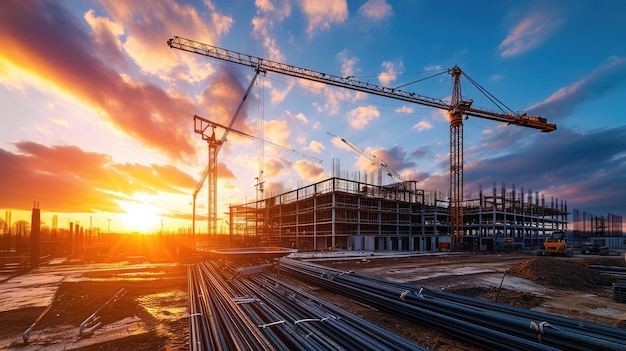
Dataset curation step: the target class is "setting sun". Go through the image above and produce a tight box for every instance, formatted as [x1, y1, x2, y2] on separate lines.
[119, 200, 162, 233]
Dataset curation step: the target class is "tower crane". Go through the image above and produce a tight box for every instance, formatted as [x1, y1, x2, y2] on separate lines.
[193, 114, 322, 237]
[169, 36, 556, 251]
[327, 131, 403, 186]
[191, 69, 262, 237]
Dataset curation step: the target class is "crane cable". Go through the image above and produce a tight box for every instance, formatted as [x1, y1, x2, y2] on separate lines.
[392, 69, 449, 90]
[461, 71, 515, 114]
[258, 73, 265, 196]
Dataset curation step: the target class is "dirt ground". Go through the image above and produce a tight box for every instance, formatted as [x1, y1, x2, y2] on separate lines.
[293, 252, 626, 350]
[0, 263, 188, 351]
[1, 252, 625, 350]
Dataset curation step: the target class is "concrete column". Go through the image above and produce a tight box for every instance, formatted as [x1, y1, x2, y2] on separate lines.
[30, 204, 40, 268]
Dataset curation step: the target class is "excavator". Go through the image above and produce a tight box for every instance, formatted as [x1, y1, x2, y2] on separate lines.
[537, 230, 573, 256]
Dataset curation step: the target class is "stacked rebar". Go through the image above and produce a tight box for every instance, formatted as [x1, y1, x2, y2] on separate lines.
[278, 258, 626, 351]
[188, 260, 429, 351]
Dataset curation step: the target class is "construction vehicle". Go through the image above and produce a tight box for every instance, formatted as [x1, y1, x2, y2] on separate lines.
[581, 243, 609, 256]
[537, 230, 573, 256]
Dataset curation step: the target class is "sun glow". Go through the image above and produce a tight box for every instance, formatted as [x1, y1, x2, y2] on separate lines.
[119, 200, 161, 233]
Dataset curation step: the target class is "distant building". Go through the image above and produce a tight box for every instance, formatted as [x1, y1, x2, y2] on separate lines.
[229, 177, 569, 252]
[572, 210, 624, 249]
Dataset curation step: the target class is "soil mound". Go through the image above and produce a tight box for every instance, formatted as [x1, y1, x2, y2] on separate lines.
[507, 258, 613, 289]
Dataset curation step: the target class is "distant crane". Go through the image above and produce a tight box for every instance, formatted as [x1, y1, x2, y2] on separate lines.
[327, 131, 403, 186]
[168, 36, 556, 250]
[193, 114, 322, 236]
[191, 70, 262, 237]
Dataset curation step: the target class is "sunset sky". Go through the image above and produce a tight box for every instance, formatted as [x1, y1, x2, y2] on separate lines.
[2, 0, 625, 234]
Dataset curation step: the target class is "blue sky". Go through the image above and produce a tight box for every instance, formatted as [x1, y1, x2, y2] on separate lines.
[1, 0, 625, 233]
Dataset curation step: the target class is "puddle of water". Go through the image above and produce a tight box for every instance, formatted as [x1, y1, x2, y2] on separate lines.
[135, 290, 187, 322]
[0, 272, 67, 312]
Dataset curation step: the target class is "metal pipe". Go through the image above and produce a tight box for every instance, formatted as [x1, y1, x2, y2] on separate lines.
[279, 258, 626, 351]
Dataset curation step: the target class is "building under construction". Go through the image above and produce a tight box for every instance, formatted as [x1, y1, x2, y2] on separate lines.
[571, 210, 624, 248]
[229, 177, 568, 252]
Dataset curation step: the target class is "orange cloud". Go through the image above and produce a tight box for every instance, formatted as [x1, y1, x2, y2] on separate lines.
[0, 142, 204, 216]
[98, 0, 233, 79]
[0, 140, 238, 225]
[306, 140, 325, 154]
[198, 67, 256, 134]
[293, 160, 326, 181]
[84, 9, 126, 70]
[0, 1, 200, 160]
[264, 157, 291, 178]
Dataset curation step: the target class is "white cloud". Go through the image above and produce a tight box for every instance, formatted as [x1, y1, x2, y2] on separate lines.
[346, 105, 380, 129]
[498, 11, 564, 58]
[424, 64, 442, 72]
[395, 105, 414, 114]
[269, 81, 293, 104]
[252, 0, 291, 61]
[412, 120, 433, 132]
[490, 74, 504, 82]
[294, 112, 308, 123]
[307, 140, 325, 153]
[337, 49, 359, 77]
[299, 0, 348, 34]
[358, 0, 392, 20]
[527, 56, 626, 119]
[281, 110, 309, 124]
[432, 108, 449, 123]
[378, 60, 403, 86]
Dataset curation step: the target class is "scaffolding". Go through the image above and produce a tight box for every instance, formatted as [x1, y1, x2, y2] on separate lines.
[463, 182, 568, 251]
[229, 178, 569, 252]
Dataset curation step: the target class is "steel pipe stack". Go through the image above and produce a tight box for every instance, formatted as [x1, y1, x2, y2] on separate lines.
[187, 261, 429, 351]
[278, 258, 626, 351]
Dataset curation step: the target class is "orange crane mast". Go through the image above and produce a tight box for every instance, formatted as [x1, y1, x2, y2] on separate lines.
[191, 70, 262, 236]
[192, 113, 322, 237]
[169, 36, 556, 250]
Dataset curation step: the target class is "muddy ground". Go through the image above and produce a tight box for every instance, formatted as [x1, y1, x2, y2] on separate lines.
[0, 263, 188, 351]
[1, 252, 625, 350]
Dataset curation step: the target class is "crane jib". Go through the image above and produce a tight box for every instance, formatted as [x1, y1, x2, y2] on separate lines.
[167, 36, 556, 132]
